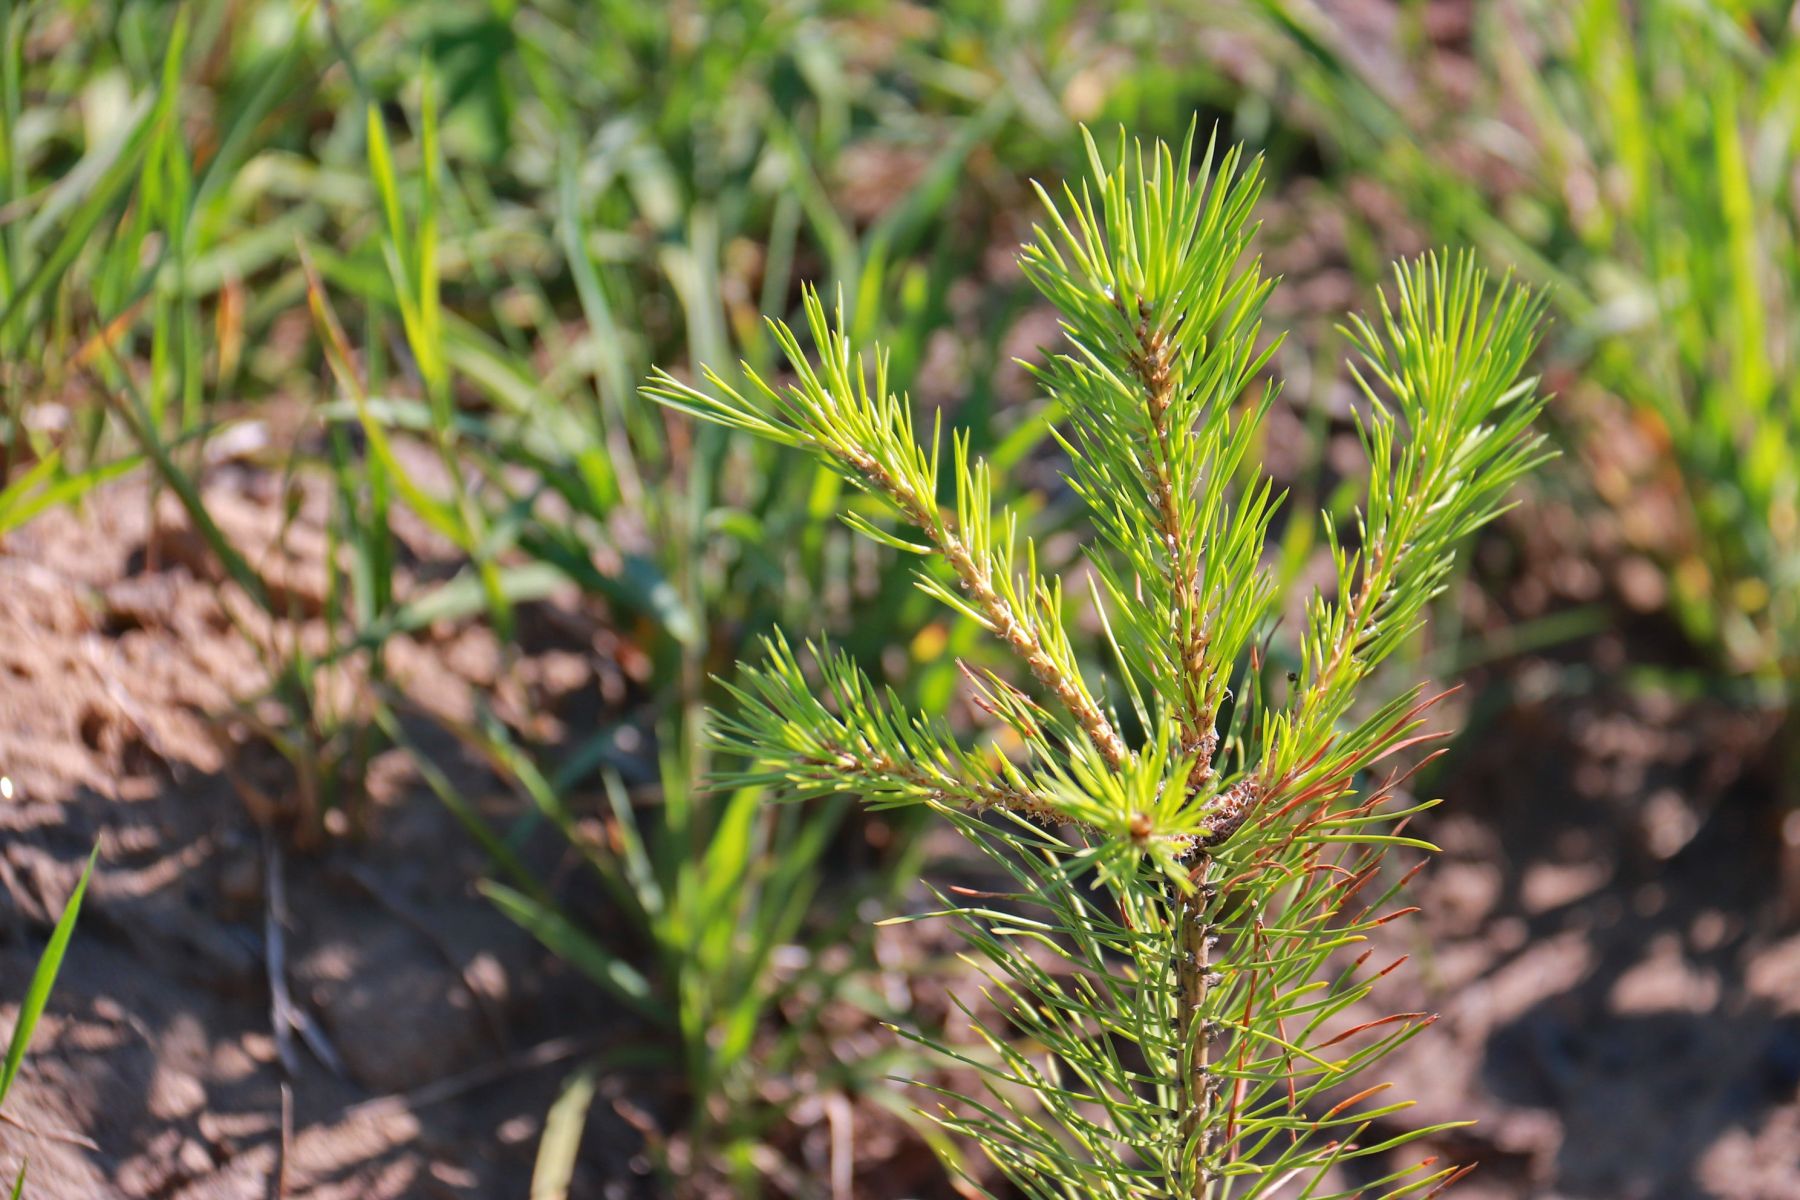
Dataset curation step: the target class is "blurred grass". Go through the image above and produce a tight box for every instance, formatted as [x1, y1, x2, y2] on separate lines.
[0, 847, 94, 1196]
[1260, 0, 1800, 697]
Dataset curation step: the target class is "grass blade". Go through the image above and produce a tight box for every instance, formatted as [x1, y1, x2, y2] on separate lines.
[530, 1062, 598, 1200]
[0, 845, 96, 1109]
[480, 881, 661, 1023]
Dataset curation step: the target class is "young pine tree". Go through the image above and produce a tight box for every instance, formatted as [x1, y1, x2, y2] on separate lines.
[647, 129, 1548, 1199]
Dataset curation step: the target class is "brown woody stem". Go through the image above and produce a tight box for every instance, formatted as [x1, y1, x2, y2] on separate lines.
[1176, 861, 1217, 1198]
[840, 447, 1131, 771]
[1128, 303, 1215, 779]
[813, 743, 1063, 824]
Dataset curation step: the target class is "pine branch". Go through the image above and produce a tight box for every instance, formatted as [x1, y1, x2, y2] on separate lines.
[645, 292, 1131, 769]
[1019, 135, 1295, 1191]
[1023, 125, 1280, 781]
[716, 633, 1198, 851]
[1262, 251, 1549, 803]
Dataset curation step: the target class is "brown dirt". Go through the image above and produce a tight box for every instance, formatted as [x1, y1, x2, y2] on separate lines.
[1370, 681, 1800, 1200]
[0, 469, 655, 1199]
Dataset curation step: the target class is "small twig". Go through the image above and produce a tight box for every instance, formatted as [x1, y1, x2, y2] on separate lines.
[341, 1035, 592, 1122]
[1175, 861, 1215, 1199]
[0, 852, 46, 927]
[79, 637, 178, 771]
[288, 1003, 347, 1080]
[263, 829, 299, 1078]
[825, 1092, 853, 1200]
[274, 1083, 293, 1200]
[0, 1110, 99, 1152]
[263, 830, 345, 1079]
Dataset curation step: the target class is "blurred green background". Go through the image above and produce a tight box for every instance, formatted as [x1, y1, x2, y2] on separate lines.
[0, 1, 1797, 1197]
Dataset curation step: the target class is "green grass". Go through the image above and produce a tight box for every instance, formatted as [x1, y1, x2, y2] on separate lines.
[1261, 0, 1800, 695]
[1, 848, 94, 1196]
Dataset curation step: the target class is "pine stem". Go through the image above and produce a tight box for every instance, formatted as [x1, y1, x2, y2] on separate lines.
[1176, 862, 1216, 1199]
[936, 521, 1129, 769]
[845, 446, 1131, 770]
[1130, 307, 1215, 775]
[812, 742, 1065, 825]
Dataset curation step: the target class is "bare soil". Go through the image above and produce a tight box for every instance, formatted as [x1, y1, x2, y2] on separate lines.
[0, 469, 652, 1198]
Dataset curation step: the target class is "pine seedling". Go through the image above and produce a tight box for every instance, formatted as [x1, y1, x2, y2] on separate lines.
[647, 127, 1549, 1198]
